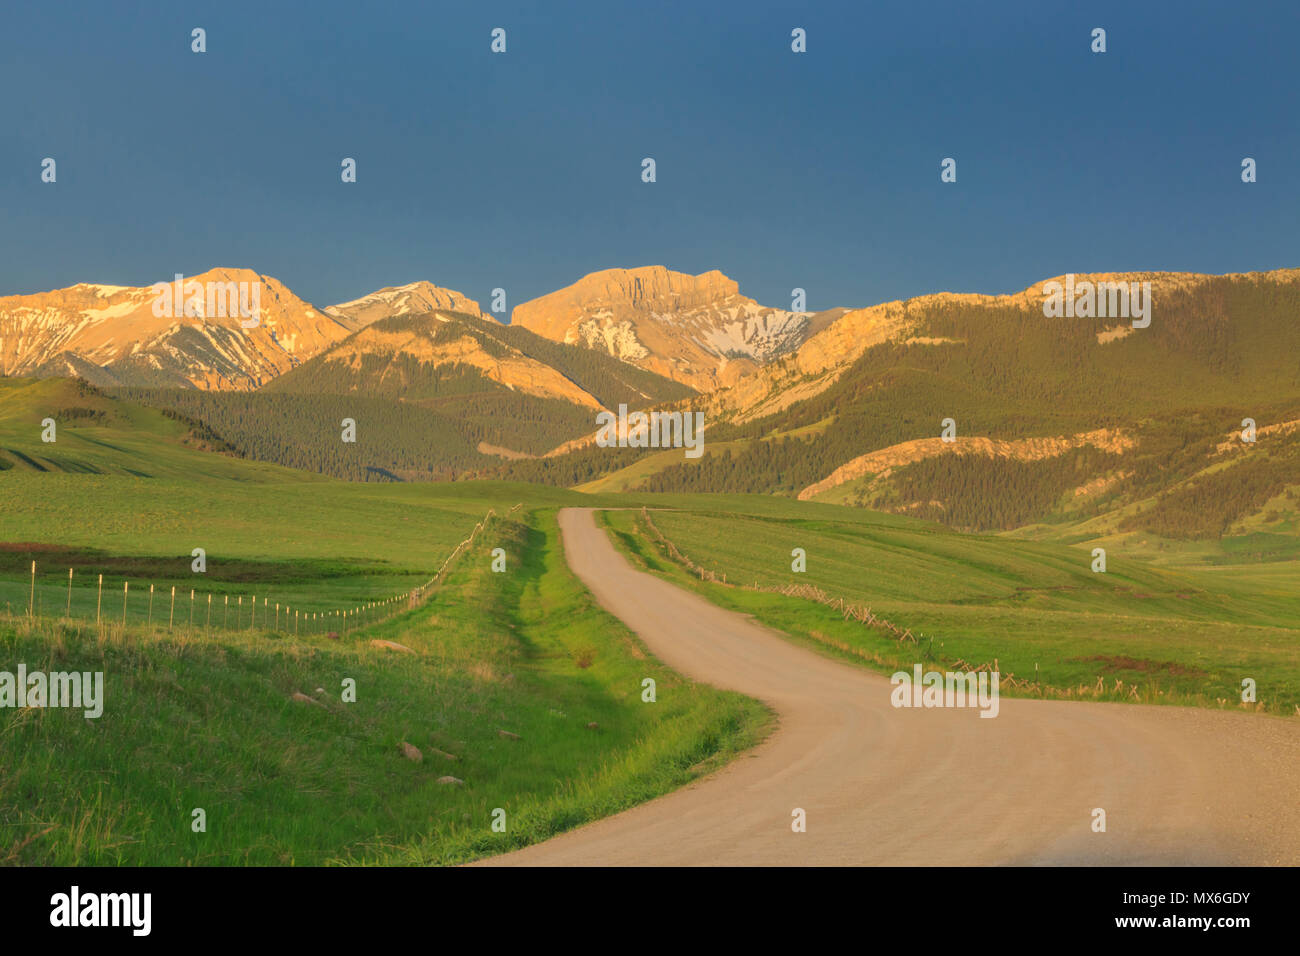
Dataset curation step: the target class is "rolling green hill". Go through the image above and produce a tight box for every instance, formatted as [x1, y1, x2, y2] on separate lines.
[0, 377, 296, 481]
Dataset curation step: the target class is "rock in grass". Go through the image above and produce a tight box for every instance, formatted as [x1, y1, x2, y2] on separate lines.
[370, 639, 414, 654]
[497, 729, 521, 741]
[437, 775, 464, 786]
[400, 741, 423, 762]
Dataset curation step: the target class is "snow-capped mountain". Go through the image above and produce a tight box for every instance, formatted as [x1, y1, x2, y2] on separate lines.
[510, 266, 845, 391]
[325, 281, 486, 331]
[0, 268, 349, 390]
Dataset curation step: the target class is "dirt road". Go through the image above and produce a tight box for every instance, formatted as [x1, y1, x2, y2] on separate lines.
[484, 508, 1300, 865]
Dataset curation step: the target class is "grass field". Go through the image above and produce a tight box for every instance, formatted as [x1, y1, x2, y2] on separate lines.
[3, 377, 1297, 867]
[0, 509, 767, 865]
[0, 472, 598, 622]
[0, 386, 773, 864]
[0, 379, 625, 618]
[599, 500, 1300, 715]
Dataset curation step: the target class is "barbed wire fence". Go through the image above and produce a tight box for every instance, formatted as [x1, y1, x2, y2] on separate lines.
[634, 508, 1300, 710]
[0, 504, 521, 640]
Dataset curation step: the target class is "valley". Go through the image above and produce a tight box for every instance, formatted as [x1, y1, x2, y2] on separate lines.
[3, 261, 1299, 866]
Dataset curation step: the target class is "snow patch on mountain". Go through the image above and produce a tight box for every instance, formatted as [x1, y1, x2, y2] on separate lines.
[572, 316, 650, 361]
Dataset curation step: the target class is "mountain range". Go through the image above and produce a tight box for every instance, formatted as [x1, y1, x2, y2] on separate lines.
[4, 264, 1300, 546]
[0, 265, 835, 395]
[0, 268, 344, 390]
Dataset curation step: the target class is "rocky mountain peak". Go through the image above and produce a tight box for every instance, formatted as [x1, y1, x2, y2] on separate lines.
[0, 268, 347, 390]
[557, 266, 742, 315]
[511, 266, 837, 391]
[325, 281, 485, 331]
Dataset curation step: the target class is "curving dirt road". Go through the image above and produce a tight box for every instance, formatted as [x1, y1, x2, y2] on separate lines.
[485, 508, 1300, 866]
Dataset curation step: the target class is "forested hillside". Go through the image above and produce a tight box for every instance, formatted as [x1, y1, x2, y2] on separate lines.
[114, 310, 695, 481]
[82, 273, 1300, 537]
[114, 388, 490, 480]
[597, 273, 1300, 537]
[265, 311, 693, 409]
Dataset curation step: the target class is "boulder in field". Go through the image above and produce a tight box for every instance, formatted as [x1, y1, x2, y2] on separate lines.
[400, 741, 423, 762]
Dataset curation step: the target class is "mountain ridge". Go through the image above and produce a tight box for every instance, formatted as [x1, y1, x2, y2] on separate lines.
[0, 268, 348, 390]
[10, 263, 1300, 540]
[325, 281, 488, 331]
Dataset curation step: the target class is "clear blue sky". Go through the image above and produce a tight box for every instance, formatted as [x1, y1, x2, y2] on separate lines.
[3, 0, 1298, 314]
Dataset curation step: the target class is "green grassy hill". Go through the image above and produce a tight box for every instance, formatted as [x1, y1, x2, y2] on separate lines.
[0, 377, 295, 481]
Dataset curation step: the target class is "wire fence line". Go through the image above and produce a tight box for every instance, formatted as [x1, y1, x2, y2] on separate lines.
[2, 505, 520, 639]
[637, 507, 921, 639]
[636, 507, 1056, 695]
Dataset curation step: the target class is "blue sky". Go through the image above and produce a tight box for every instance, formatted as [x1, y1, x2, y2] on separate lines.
[3, 0, 1298, 315]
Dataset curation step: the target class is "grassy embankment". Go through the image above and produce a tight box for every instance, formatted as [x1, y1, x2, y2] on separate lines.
[0, 508, 767, 865]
